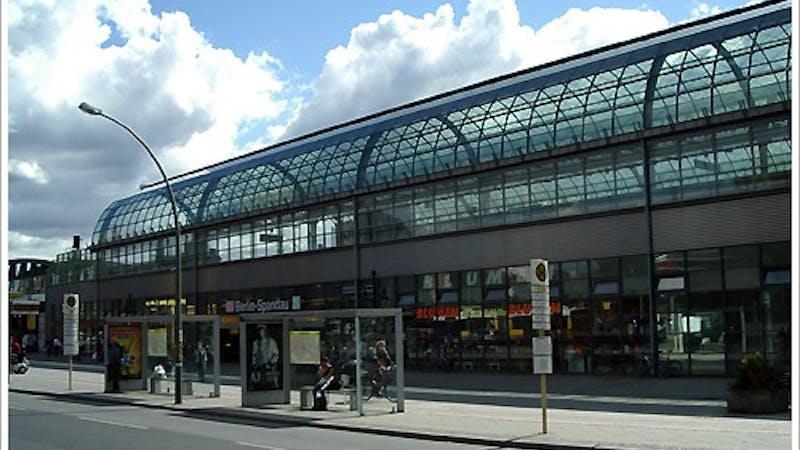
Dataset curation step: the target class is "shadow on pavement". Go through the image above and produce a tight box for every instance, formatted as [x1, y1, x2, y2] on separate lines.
[173, 408, 311, 430]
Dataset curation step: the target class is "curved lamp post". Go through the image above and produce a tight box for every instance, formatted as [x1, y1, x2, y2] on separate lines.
[79, 102, 184, 404]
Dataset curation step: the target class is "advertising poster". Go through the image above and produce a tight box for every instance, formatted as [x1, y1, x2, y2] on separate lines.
[109, 325, 142, 379]
[290, 331, 320, 365]
[148, 327, 168, 357]
[246, 323, 282, 391]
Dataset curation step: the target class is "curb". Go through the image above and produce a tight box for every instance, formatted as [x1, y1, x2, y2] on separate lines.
[10, 388, 605, 450]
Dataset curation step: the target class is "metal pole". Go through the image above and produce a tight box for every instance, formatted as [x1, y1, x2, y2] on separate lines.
[69, 356, 73, 390]
[642, 140, 659, 377]
[88, 110, 183, 404]
[538, 329, 547, 434]
[352, 196, 363, 415]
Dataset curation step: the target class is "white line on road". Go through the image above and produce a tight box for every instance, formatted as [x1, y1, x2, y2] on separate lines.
[9, 407, 27, 411]
[236, 441, 287, 450]
[79, 416, 148, 430]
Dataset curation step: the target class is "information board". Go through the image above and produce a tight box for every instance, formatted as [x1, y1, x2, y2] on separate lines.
[530, 259, 551, 331]
[148, 327, 168, 357]
[62, 294, 79, 356]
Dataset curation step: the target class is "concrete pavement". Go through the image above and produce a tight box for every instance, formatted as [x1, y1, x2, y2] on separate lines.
[10, 392, 480, 450]
[28, 354, 738, 416]
[9, 366, 791, 449]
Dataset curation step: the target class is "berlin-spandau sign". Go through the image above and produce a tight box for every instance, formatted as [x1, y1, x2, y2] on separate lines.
[225, 298, 290, 314]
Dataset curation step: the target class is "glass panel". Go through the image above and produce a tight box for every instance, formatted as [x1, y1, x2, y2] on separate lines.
[723, 245, 759, 290]
[687, 249, 722, 292]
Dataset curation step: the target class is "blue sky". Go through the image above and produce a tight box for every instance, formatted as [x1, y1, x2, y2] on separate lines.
[148, 0, 747, 83]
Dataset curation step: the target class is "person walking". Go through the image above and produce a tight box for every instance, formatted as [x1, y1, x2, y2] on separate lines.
[10, 337, 22, 366]
[106, 338, 123, 393]
[195, 341, 208, 382]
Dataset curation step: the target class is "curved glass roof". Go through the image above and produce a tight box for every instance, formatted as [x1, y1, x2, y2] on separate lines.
[93, 2, 791, 245]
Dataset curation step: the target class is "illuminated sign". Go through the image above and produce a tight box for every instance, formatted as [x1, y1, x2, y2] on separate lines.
[415, 306, 459, 321]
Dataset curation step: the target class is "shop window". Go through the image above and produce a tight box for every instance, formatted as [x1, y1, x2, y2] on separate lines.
[508, 265, 531, 303]
[484, 268, 506, 286]
[723, 245, 760, 290]
[687, 248, 722, 292]
[484, 288, 506, 304]
[418, 274, 436, 306]
[438, 291, 459, 305]
[761, 242, 789, 267]
[437, 272, 457, 290]
[461, 270, 482, 305]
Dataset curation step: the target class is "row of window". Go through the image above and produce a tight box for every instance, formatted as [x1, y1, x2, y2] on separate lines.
[92, 15, 791, 245]
[65, 116, 790, 281]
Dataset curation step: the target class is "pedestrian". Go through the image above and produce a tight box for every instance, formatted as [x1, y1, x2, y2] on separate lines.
[95, 332, 104, 363]
[10, 337, 22, 363]
[53, 337, 62, 357]
[195, 341, 208, 382]
[106, 338, 123, 393]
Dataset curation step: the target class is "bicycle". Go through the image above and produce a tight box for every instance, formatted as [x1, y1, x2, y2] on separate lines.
[363, 363, 396, 402]
[639, 351, 684, 377]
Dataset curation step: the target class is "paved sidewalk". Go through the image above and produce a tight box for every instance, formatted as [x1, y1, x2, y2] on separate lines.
[28, 354, 740, 416]
[9, 367, 791, 450]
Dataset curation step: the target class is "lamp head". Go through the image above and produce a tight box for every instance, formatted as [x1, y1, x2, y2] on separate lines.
[78, 102, 103, 116]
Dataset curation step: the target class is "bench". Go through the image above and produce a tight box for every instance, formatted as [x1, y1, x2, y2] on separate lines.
[299, 385, 357, 411]
[150, 376, 193, 396]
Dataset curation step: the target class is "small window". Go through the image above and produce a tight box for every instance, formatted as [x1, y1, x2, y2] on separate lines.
[657, 277, 685, 291]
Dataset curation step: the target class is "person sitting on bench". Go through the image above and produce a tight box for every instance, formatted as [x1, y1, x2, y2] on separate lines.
[312, 357, 340, 411]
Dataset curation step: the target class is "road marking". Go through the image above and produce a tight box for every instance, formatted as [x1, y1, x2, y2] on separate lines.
[236, 441, 286, 450]
[9, 407, 27, 411]
[79, 417, 148, 430]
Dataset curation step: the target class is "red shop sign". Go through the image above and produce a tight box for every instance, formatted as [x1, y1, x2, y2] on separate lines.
[415, 306, 460, 321]
[508, 303, 531, 317]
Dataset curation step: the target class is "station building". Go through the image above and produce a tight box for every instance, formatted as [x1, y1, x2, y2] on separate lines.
[47, 1, 792, 376]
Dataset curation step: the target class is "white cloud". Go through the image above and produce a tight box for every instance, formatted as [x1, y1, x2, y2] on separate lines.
[9, 159, 48, 184]
[9, 0, 296, 258]
[689, 2, 723, 20]
[9, 0, 688, 260]
[8, 231, 72, 261]
[285, 0, 670, 137]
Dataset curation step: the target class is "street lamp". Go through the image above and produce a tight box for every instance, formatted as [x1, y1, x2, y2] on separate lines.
[79, 102, 184, 404]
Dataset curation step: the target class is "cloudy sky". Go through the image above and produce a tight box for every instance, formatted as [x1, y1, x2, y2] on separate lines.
[8, 0, 752, 259]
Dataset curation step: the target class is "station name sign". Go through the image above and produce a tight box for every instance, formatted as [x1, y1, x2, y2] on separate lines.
[226, 298, 290, 314]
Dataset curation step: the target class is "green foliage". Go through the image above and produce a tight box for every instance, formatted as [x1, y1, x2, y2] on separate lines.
[730, 352, 783, 391]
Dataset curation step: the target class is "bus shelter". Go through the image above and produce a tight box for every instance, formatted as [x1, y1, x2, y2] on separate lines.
[104, 315, 221, 397]
[239, 308, 404, 414]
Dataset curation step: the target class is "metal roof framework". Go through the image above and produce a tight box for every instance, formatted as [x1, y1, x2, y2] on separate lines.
[93, 2, 791, 246]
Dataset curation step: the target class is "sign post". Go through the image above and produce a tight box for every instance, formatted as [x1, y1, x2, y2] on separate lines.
[530, 260, 551, 434]
[62, 294, 80, 390]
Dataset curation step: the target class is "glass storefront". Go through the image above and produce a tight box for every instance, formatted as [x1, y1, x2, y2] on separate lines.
[76, 240, 787, 376]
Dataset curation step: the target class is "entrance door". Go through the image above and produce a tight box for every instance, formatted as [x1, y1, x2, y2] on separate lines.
[763, 281, 790, 373]
[723, 289, 762, 375]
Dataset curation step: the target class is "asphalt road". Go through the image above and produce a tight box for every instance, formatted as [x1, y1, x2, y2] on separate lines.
[9, 392, 488, 450]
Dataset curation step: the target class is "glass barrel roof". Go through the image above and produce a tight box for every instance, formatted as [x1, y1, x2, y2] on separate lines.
[93, 3, 791, 246]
